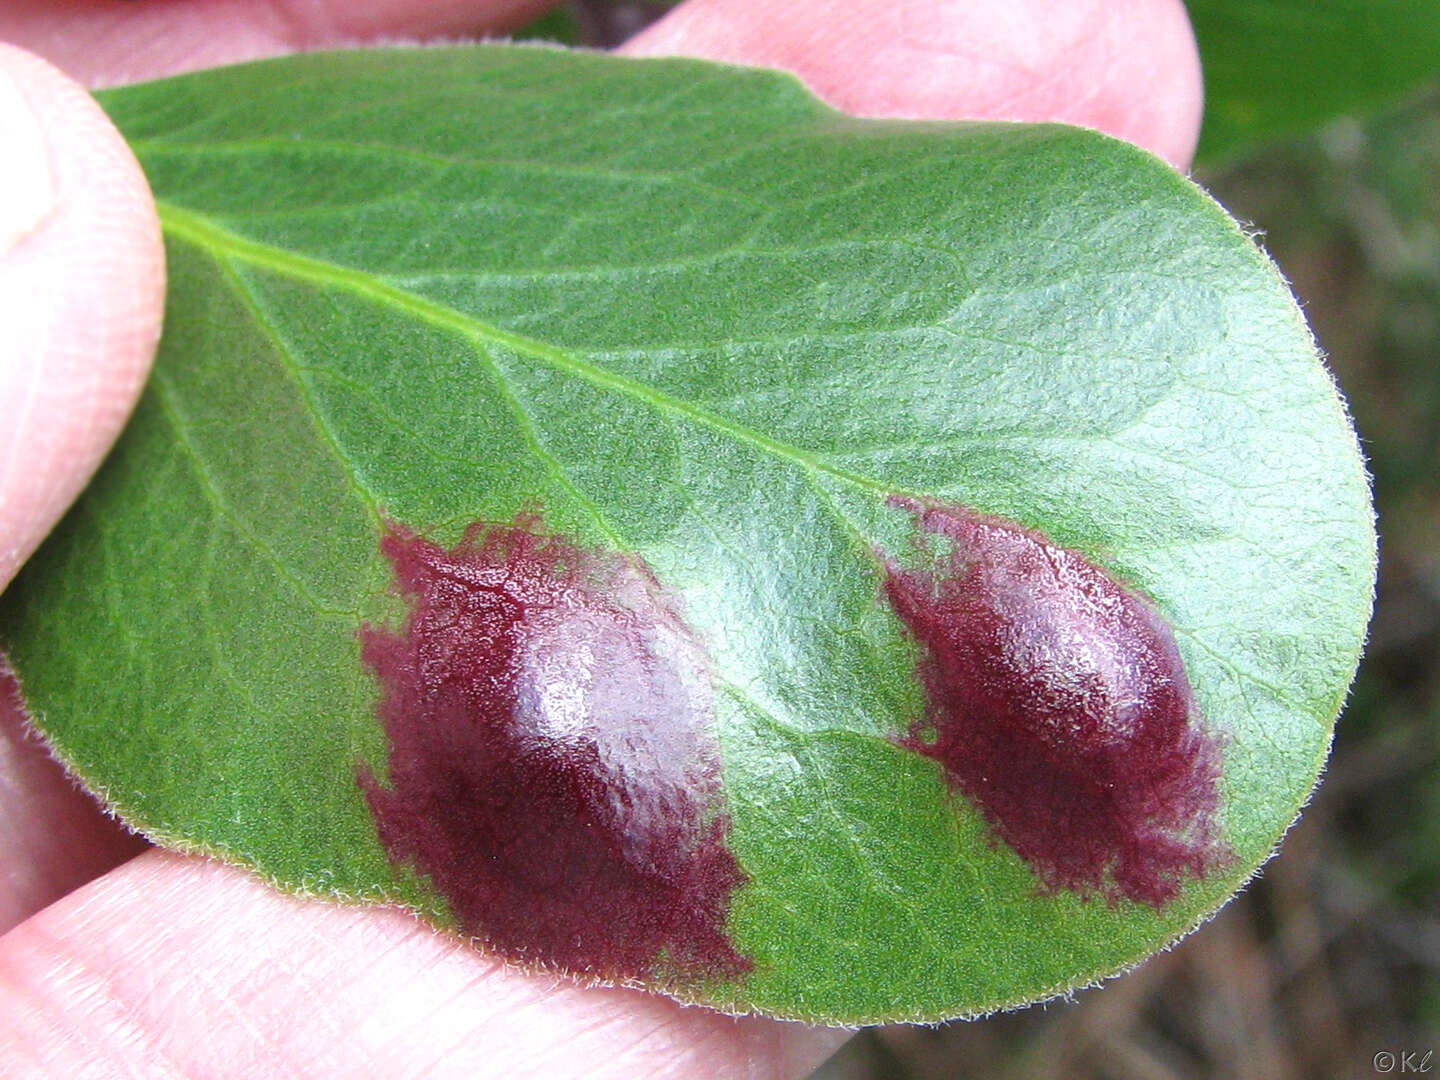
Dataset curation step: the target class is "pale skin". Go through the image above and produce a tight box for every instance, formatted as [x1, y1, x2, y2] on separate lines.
[0, 1, 1202, 1074]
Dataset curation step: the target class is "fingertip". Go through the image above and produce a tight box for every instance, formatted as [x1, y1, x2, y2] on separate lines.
[0, 851, 844, 1079]
[621, 0, 1204, 170]
[0, 665, 148, 934]
[0, 44, 165, 591]
[0, 0, 565, 88]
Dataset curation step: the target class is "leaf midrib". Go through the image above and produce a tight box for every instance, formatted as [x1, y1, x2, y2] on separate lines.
[156, 199, 912, 749]
[155, 203, 993, 942]
[157, 200, 1325, 739]
[157, 200, 897, 506]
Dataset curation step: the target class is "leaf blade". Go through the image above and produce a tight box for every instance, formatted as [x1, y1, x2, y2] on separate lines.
[0, 45, 1375, 1022]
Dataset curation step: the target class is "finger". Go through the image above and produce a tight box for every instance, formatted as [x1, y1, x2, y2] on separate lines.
[0, 850, 846, 1079]
[0, 44, 159, 932]
[0, 0, 563, 88]
[0, 671, 147, 936]
[620, 0, 1204, 170]
[0, 45, 163, 591]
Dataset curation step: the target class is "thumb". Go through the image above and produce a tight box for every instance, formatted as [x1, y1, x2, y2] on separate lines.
[0, 44, 161, 931]
[0, 43, 164, 593]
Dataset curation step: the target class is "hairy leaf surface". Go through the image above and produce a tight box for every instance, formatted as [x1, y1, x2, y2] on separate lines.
[0, 46, 1375, 1023]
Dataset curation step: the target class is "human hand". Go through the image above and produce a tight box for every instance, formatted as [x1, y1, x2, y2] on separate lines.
[0, 2, 1201, 1074]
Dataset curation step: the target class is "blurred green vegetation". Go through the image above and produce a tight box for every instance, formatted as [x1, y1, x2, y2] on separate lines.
[1184, 0, 1440, 163]
[509, 6, 582, 44]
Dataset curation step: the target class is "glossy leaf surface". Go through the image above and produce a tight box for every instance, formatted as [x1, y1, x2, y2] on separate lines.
[0, 46, 1375, 1023]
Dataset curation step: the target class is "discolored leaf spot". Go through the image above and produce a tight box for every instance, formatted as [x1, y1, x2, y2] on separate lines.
[881, 498, 1232, 908]
[358, 514, 751, 984]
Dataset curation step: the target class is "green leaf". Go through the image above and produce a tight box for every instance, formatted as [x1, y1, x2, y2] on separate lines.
[1187, 0, 1440, 163]
[0, 45, 1374, 1023]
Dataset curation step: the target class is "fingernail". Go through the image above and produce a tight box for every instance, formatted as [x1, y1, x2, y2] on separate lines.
[0, 64, 55, 255]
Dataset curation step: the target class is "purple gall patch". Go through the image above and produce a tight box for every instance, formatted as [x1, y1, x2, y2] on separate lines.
[359, 514, 750, 983]
[882, 497, 1231, 907]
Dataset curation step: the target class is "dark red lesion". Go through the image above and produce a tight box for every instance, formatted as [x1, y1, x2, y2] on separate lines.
[881, 497, 1231, 908]
[358, 513, 751, 983]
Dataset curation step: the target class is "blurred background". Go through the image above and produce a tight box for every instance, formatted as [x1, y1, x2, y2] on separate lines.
[532, 6, 1438, 1077]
